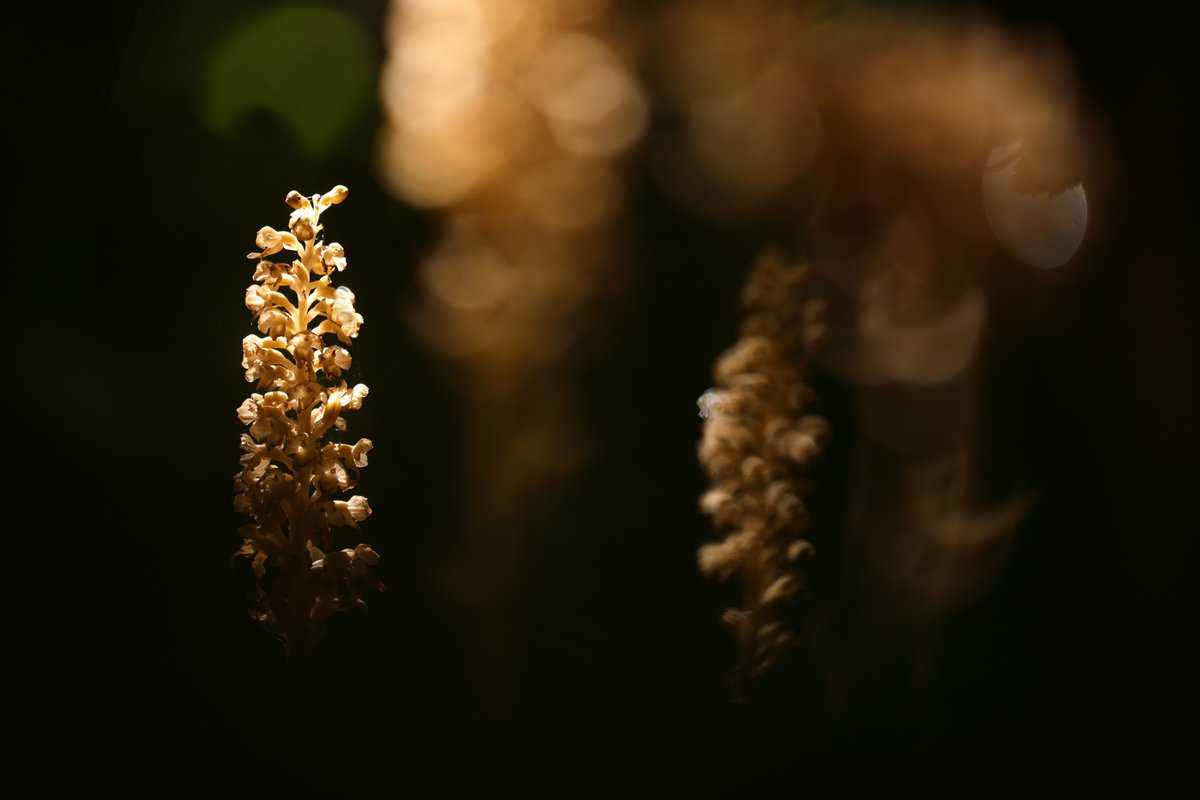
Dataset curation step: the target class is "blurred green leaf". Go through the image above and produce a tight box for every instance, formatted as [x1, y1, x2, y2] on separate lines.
[203, 4, 375, 157]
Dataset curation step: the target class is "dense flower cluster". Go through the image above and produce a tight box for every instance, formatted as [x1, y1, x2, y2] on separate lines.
[698, 250, 828, 683]
[234, 186, 381, 665]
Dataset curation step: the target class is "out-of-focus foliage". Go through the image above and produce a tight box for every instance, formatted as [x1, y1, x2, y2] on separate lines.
[203, 5, 376, 156]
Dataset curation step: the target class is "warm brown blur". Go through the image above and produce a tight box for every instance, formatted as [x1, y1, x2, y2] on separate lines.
[658, 2, 1106, 705]
[380, 0, 1109, 718]
[795, 12, 1100, 674]
[379, 0, 646, 716]
[652, 0, 822, 214]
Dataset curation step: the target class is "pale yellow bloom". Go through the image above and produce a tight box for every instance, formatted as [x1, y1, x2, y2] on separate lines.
[236, 397, 259, 425]
[256, 307, 289, 338]
[347, 383, 369, 409]
[318, 345, 352, 378]
[343, 495, 372, 523]
[252, 225, 301, 257]
[330, 286, 363, 340]
[244, 284, 268, 313]
[252, 259, 293, 287]
[350, 438, 373, 468]
[289, 331, 322, 364]
[320, 242, 347, 274]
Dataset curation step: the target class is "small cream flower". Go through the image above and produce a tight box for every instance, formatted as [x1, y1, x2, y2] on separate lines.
[322, 242, 347, 273]
[252, 259, 293, 288]
[340, 495, 372, 524]
[318, 345, 352, 378]
[232, 186, 380, 674]
[245, 285, 269, 313]
[347, 383, 369, 410]
[257, 307, 289, 338]
[241, 335, 267, 381]
[314, 447, 352, 493]
[252, 226, 301, 258]
[237, 397, 259, 425]
[289, 331, 322, 364]
[249, 414, 287, 448]
[351, 438, 373, 468]
[288, 380, 323, 410]
[330, 286, 363, 340]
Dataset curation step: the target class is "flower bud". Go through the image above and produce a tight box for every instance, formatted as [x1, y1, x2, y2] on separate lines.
[292, 217, 316, 241]
[320, 185, 349, 207]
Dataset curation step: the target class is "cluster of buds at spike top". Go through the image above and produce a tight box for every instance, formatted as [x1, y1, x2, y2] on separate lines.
[697, 250, 829, 684]
[234, 186, 381, 659]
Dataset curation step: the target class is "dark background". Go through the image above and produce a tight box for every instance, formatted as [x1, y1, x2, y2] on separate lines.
[9, 0, 1196, 793]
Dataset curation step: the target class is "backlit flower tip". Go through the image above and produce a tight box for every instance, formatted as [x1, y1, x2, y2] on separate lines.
[285, 190, 309, 210]
[318, 185, 349, 209]
[331, 287, 363, 339]
[255, 226, 300, 256]
[351, 438, 373, 468]
[318, 345, 351, 378]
